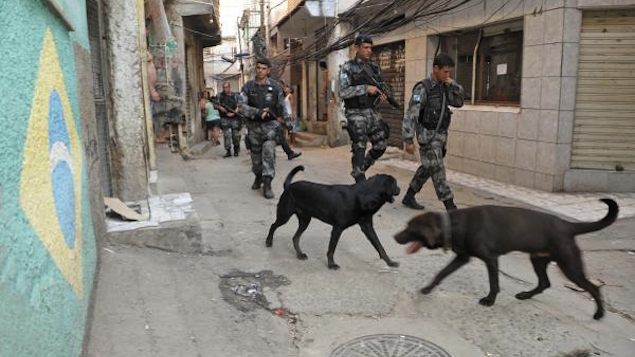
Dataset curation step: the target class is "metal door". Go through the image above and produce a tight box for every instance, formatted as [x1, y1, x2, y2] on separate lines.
[372, 41, 406, 147]
[572, 10, 635, 171]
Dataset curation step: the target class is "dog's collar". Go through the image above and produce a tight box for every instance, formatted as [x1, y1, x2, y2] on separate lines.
[440, 212, 452, 252]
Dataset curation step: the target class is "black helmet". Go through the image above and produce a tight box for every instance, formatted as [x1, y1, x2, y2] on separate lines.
[354, 34, 373, 45]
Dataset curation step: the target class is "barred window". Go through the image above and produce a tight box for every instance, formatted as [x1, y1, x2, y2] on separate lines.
[437, 19, 523, 105]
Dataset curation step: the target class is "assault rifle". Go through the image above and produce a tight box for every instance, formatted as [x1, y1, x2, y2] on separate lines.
[210, 98, 247, 120]
[361, 64, 401, 110]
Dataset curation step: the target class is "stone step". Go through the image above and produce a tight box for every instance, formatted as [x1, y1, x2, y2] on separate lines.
[293, 131, 327, 148]
[105, 193, 202, 254]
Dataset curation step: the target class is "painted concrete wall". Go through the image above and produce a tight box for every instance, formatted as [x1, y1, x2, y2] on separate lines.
[103, 0, 149, 201]
[0, 1, 99, 356]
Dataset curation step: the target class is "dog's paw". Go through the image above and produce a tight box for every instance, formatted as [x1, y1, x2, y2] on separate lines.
[478, 297, 495, 306]
[297, 253, 308, 260]
[387, 260, 400, 268]
[420, 287, 433, 295]
[593, 310, 604, 320]
[328, 263, 340, 270]
[515, 291, 533, 300]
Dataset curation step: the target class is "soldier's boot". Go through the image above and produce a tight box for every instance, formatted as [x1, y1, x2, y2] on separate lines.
[402, 188, 425, 210]
[251, 174, 262, 190]
[262, 176, 274, 199]
[363, 147, 386, 171]
[353, 172, 366, 183]
[233, 145, 240, 156]
[443, 199, 457, 212]
[287, 151, 302, 160]
[224, 149, 232, 158]
[351, 149, 366, 183]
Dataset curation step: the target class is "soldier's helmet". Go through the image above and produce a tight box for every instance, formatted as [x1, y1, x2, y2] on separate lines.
[354, 34, 373, 45]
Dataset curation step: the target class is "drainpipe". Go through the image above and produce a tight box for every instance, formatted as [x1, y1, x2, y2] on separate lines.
[471, 29, 483, 105]
[147, 0, 173, 42]
[138, 0, 156, 171]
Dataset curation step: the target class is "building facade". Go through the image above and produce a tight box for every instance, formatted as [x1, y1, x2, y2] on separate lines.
[270, 0, 635, 192]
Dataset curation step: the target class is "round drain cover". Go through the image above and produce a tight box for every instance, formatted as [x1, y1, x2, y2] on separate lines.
[330, 334, 452, 357]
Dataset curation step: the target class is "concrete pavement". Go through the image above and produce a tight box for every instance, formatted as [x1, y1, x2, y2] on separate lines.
[87, 143, 635, 357]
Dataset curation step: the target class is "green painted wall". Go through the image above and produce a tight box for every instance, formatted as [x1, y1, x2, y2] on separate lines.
[0, 1, 97, 356]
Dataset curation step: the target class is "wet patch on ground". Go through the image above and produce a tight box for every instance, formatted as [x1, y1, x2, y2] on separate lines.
[218, 270, 291, 313]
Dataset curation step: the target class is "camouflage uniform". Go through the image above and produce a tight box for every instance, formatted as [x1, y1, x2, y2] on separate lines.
[403, 76, 464, 202]
[218, 91, 242, 155]
[239, 78, 289, 179]
[339, 58, 387, 181]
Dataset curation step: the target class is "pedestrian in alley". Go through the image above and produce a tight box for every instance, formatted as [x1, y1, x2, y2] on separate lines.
[339, 34, 389, 183]
[402, 53, 464, 211]
[281, 84, 301, 160]
[216, 82, 242, 157]
[238, 58, 290, 199]
[205, 94, 221, 144]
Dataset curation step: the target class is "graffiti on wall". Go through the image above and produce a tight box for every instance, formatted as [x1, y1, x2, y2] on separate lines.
[19, 29, 84, 297]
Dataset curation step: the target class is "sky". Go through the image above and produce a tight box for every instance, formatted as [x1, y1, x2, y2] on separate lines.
[218, 0, 246, 37]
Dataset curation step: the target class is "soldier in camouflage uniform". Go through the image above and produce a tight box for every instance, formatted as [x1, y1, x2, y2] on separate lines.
[238, 58, 290, 199]
[339, 34, 389, 183]
[217, 82, 242, 157]
[402, 54, 464, 211]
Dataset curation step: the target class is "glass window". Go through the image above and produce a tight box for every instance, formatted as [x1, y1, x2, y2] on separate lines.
[438, 19, 523, 105]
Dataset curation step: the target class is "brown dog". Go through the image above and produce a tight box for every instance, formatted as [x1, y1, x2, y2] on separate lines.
[394, 199, 618, 319]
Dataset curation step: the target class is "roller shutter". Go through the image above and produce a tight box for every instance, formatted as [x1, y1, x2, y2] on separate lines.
[372, 41, 406, 147]
[572, 10, 635, 171]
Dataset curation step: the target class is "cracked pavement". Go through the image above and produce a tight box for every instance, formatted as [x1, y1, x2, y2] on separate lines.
[86, 144, 635, 357]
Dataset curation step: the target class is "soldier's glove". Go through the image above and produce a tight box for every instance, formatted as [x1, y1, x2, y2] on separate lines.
[259, 109, 275, 121]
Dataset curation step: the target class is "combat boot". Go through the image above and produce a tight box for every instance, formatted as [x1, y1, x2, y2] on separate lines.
[351, 149, 366, 183]
[233, 146, 240, 156]
[402, 188, 425, 210]
[262, 176, 274, 199]
[287, 151, 302, 160]
[443, 199, 457, 211]
[224, 149, 232, 158]
[353, 172, 366, 183]
[251, 174, 262, 190]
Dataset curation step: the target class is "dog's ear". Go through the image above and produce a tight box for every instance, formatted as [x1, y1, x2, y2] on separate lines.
[358, 192, 382, 212]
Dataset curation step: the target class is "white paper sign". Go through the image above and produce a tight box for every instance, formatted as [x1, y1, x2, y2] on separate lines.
[497, 63, 508, 75]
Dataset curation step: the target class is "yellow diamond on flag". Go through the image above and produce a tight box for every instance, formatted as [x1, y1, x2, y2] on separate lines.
[20, 29, 84, 297]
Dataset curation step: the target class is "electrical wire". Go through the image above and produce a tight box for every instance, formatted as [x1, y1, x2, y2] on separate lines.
[286, 0, 476, 63]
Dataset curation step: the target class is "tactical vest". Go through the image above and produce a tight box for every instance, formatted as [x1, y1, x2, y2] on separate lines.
[343, 60, 381, 109]
[245, 81, 281, 120]
[418, 78, 451, 130]
[218, 92, 238, 118]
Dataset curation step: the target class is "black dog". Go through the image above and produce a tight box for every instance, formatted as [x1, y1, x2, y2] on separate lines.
[266, 165, 401, 270]
[394, 199, 618, 319]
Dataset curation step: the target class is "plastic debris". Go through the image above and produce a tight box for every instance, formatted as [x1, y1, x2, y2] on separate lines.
[232, 282, 262, 299]
[272, 308, 287, 316]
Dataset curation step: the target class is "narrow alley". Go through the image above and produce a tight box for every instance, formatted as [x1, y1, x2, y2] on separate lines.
[87, 143, 635, 357]
[3, 1, 635, 356]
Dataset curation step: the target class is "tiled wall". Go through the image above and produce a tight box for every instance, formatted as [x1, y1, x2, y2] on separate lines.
[401, 0, 588, 192]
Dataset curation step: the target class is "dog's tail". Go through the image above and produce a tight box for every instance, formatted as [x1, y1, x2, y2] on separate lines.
[284, 165, 304, 190]
[572, 198, 619, 235]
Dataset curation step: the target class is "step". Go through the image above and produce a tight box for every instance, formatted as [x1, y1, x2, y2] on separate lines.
[293, 131, 327, 148]
[105, 193, 202, 254]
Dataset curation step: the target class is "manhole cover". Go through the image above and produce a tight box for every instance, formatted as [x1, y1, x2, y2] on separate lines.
[330, 334, 452, 357]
